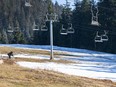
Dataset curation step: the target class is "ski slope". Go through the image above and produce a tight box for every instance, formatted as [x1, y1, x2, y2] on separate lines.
[0, 44, 116, 82]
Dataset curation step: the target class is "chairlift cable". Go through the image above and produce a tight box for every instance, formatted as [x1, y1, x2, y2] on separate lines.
[73, 25, 116, 36]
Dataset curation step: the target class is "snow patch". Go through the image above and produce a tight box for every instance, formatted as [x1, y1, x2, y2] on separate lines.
[17, 61, 116, 82]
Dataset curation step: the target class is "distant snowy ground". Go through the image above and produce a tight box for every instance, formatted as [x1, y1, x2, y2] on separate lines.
[0, 44, 116, 82]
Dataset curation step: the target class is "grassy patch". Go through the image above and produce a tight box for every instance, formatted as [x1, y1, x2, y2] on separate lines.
[0, 46, 80, 57]
[0, 46, 71, 58]
[0, 46, 49, 55]
[15, 57, 75, 64]
[0, 59, 115, 87]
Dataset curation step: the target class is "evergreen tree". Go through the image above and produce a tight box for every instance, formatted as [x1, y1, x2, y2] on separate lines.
[58, 0, 73, 47]
[12, 31, 26, 44]
[98, 0, 116, 53]
[98, 0, 115, 30]
[72, 0, 94, 49]
[0, 0, 62, 44]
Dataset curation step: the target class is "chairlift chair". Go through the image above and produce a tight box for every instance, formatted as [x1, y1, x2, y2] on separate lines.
[60, 25, 68, 35]
[33, 26, 39, 31]
[7, 29, 13, 33]
[25, 0, 32, 7]
[94, 31, 103, 42]
[91, 21, 100, 26]
[91, 16, 100, 26]
[67, 24, 75, 34]
[101, 35, 108, 41]
[41, 24, 48, 31]
[95, 36, 103, 42]
[101, 31, 109, 41]
[7, 25, 13, 33]
[45, 14, 49, 21]
[91, 5, 100, 26]
[33, 22, 39, 31]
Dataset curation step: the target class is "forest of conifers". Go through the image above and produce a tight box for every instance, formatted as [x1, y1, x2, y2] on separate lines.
[0, 0, 116, 54]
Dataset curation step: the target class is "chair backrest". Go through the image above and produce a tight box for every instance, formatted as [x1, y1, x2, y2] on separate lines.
[60, 25, 68, 35]
[67, 24, 75, 34]
[41, 25, 48, 31]
[95, 31, 103, 42]
[101, 30, 109, 41]
[25, 1, 32, 7]
[91, 5, 100, 26]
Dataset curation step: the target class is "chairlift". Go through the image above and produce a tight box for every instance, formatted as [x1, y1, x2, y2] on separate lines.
[45, 13, 49, 21]
[101, 30, 109, 41]
[7, 25, 13, 33]
[91, 5, 100, 26]
[94, 31, 103, 42]
[41, 24, 48, 31]
[60, 25, 68, 35]
[67, 24, 75, 34]
[95, 36, 103, 42]
[102, 35, 108, 41]
[7, 29, 13, 33]
[33, 26, 39, 31]
[25, 0, 32, 7]
[33, 22, 39, 31]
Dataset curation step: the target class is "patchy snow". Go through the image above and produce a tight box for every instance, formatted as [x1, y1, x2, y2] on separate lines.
[0, 44, 116, 82]
[17, 61, 116, 82]
[14, 54, 50, 59]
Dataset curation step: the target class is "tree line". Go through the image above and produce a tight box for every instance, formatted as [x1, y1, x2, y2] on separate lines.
[0, 0, 116, 53]
[0, 0, 62, 44]
[56, 0, 116, 53]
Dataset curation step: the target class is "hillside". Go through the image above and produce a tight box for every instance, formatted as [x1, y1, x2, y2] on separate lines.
[0, 46, 116, 87]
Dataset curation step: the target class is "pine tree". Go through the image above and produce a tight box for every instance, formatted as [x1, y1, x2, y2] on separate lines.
[58, 0, 73, 47]
[98, 0, 115, 30]
[72, 0, 93, 49]
[0, 0, 62, 44]
[12, 31, 26, 44]
[98, 0, 116, 53]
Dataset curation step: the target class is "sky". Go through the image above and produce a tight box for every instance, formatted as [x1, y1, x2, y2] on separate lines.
[52, 0, 74, 9]
[52, 0, 99, 5]
[52, 0, 74, 5]
[52, 0, 99, 9]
